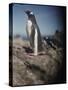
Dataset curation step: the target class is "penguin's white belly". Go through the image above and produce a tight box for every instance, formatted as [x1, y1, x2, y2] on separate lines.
[26, 20, 32, 37]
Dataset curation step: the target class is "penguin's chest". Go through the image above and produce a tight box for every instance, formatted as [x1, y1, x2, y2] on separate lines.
[27, 20, 33, 36]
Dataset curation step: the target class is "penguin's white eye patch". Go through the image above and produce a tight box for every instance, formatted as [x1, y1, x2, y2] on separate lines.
[30, 12, 33, 15]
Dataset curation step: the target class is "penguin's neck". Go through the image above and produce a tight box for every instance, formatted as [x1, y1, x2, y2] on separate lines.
[28, 15, 37, 25]
[27, 19, 32, 26]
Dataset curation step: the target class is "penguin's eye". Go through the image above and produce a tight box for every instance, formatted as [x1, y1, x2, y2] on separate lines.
[30, 12, 33, 15]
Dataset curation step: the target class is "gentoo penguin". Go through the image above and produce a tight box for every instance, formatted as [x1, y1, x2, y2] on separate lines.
[25, 10, 43, 55]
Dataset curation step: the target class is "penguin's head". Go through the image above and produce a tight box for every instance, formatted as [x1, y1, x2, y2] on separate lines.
[25, 10, 34, 17]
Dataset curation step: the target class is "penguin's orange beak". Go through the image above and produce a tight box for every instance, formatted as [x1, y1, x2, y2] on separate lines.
[24, 10, 26, 13]
[24, 10, 28, 15]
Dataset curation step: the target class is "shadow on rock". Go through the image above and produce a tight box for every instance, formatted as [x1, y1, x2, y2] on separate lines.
[24, 61, 50, 83]
[23, 46, 33, 53]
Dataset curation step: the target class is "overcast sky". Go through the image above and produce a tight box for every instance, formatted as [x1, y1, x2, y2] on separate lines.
[12, 3, 66, 37]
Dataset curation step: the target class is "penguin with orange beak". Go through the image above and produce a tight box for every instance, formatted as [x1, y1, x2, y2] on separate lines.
[25, 10, 43, 55]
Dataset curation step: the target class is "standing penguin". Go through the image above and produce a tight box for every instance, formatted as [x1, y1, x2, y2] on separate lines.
[25, 10, 43, 55]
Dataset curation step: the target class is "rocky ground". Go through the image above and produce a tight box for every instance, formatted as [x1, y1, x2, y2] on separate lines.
[9, 37, 65, 86]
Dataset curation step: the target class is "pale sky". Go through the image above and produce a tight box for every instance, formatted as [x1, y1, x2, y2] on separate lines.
[12, 3, 66, 37]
